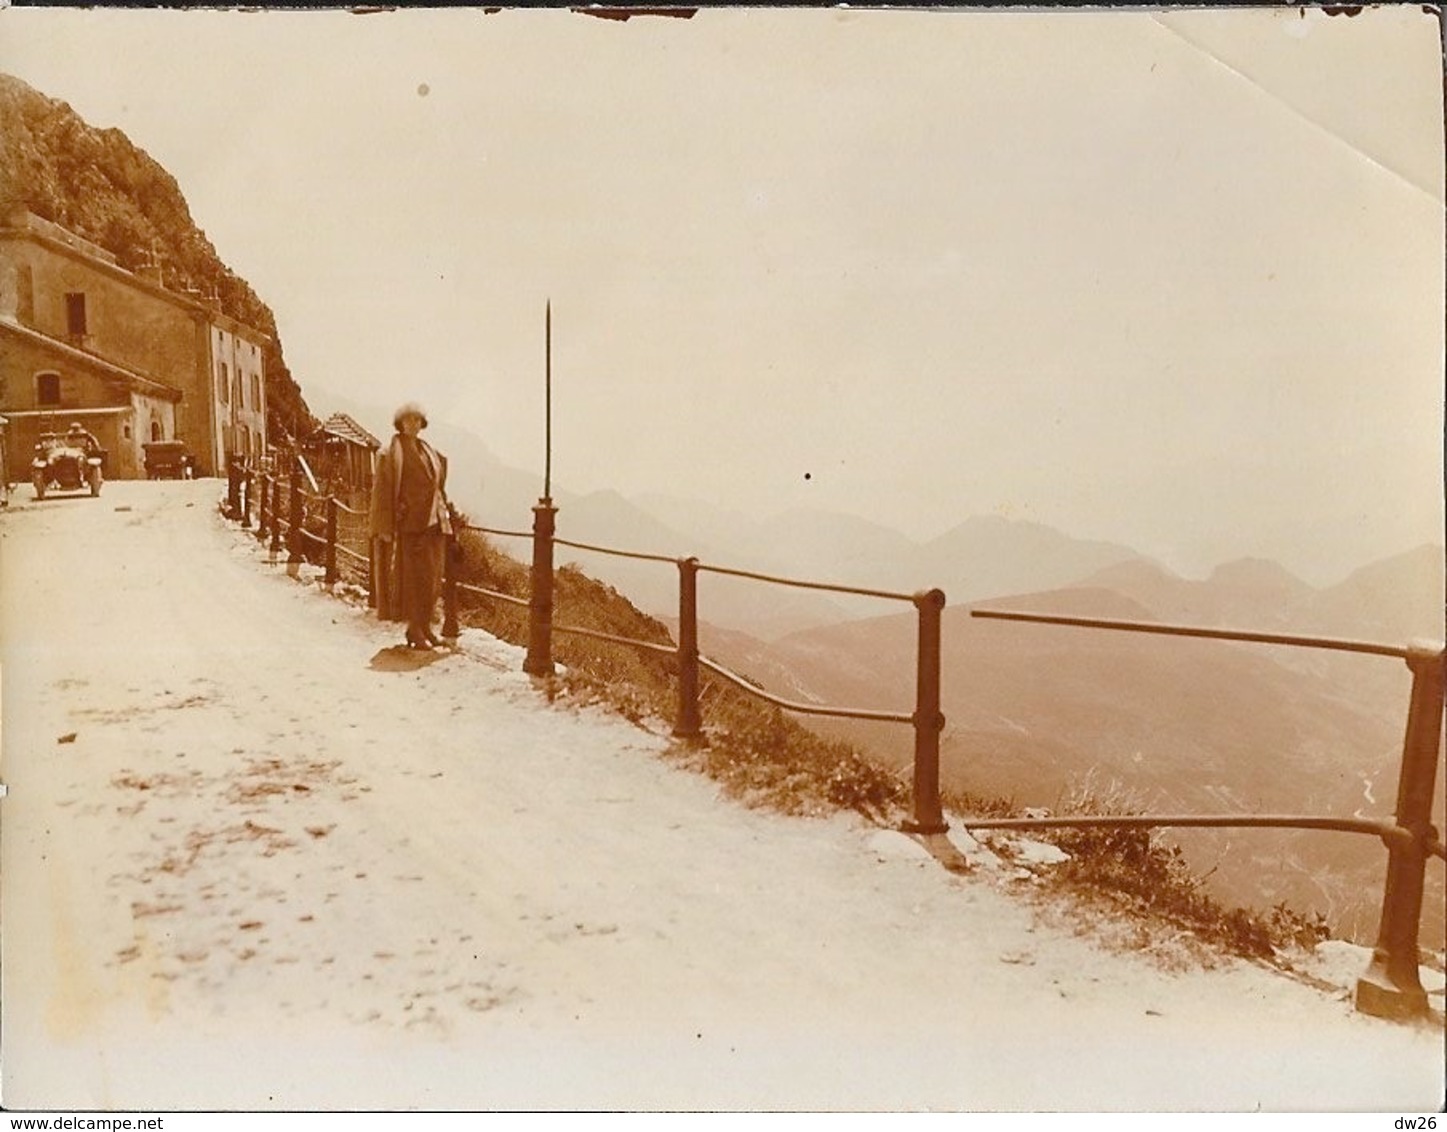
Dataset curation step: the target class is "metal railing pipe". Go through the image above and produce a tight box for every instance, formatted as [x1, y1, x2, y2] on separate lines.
[553, 535, 678, 566]
[698, 561, 917, 604]
[457, 580, 532, 610]
[697, 657, 914, 724]
[553, 622, 678, 656]
[970, 609, 1413, 660]
[461, 522, 536, 541]
[1356, 642, 1446, 1020]
[957, 813, 1412, 845]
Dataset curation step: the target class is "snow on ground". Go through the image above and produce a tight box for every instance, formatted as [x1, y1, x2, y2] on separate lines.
[1, 480, 1442, 1112]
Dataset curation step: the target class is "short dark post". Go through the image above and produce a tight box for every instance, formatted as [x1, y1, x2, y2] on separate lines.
[523, 500, 557, 676]
[442, 529, 461, 641]
[323, 496, 338, 587]
[366, 534, 379, 610]
[255, 474, 270, 543]
[373, 538, 396, 618]
[674, 556, 703, 741]
[904, 588, 948, 835]
[226, 455, 242, 518]
[269, 476, 284, 558]
[1356, 642, 1444, 1020]
[287, 467, 303, 565]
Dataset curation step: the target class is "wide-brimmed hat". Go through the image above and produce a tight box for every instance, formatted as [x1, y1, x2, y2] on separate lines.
[393, 402, 428, 430]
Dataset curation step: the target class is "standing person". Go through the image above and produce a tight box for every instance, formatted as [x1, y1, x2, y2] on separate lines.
[370, 402, 452, 649]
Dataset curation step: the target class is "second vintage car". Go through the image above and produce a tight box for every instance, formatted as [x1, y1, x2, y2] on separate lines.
[143, 440, 196, 480]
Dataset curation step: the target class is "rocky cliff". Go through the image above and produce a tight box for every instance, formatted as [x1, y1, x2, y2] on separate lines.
[0, 72, 314, 438]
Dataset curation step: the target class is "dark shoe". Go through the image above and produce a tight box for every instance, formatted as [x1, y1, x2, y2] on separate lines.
[405, 628, 433, 650]
[423, 628, 443, 647]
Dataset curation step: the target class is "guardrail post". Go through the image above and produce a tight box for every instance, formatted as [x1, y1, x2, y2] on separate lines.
[904, 588, 948, 834]
[674, 556, 703, 741]
[523, 499, 557, 677]
[374, 537, 400, 619]
[1356, 642, 1444, 1020]
[323, 496, 338, 587]
[253, 474, 267, 542]
[442, 514, 461, 641]
[226, 455, 242, 518]
[367, 534, 379, 610]
[269, 475, 283, 558]
[287, 467, 303, 566]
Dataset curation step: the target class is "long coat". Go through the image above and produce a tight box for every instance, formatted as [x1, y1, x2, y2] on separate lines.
[369, 434, 452, 541]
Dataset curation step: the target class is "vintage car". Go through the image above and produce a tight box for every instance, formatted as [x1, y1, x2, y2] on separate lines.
[143, 440, 196, 480]
[32, 432, 104, 499]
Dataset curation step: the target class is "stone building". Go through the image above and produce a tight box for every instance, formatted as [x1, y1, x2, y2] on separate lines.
[0, 207, 267, 482]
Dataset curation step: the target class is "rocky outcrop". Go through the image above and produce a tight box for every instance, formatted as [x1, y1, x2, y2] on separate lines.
[0, 72, 314, 438]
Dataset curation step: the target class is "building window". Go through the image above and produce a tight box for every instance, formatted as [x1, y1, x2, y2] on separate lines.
[151, 419, 163, 442]
[252, 375, 262, 408]
[65, 292, 87, 337]
[218, 363, 228, 404]
[36, 372, 61, 405]
[124, 423, 132, 440]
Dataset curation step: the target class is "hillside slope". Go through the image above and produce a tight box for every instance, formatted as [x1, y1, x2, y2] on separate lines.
[1, 480, 1441, 1111]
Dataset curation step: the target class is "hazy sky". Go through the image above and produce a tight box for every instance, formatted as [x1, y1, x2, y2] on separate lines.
[1, 5, 1441, 584]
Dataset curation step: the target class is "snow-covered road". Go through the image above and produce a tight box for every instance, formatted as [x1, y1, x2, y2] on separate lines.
[1, 481, 1441, 1111]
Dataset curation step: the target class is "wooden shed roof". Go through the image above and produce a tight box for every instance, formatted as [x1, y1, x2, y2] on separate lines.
[312, 412, 381, 451]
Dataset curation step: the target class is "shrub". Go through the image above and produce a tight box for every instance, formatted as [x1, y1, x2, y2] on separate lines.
[1037, 771, 1330, 960]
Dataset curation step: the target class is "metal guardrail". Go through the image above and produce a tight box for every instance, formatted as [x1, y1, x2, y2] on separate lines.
[222, 461, 1443, 1023]
[488, 514, 947, 828]
[970, 606, 1445, 1023]
[451, 505, 950, 832]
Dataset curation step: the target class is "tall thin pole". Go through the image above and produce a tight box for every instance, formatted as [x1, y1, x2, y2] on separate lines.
[525, 299, 558, 677]
[544, 299, 552, 503]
